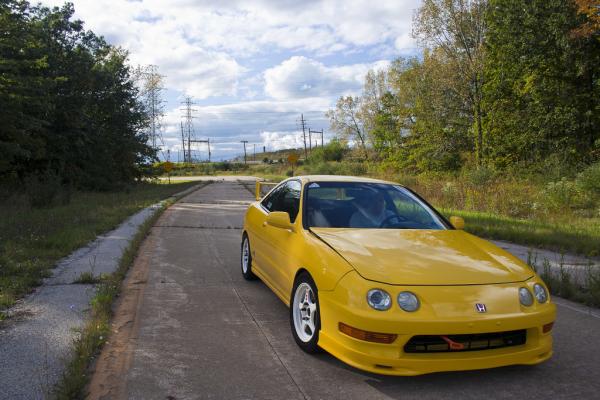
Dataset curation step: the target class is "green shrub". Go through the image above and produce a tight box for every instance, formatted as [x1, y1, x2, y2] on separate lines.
[462, 165, 496, 186]
[307, 139, 348, 163]
[24, 172, 65, 208]
[576, 162, 600, 197]
[347, 161, 367, 176]
[540, 178, 581, 212]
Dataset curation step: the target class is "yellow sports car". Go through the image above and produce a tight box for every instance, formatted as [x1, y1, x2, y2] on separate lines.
[241, 175, 555, 375]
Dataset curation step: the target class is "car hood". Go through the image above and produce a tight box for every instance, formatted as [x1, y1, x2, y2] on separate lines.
[310, 228, 533, 285]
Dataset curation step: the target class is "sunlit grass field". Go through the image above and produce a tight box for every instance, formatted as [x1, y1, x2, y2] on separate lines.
[0, 181, 198, 311]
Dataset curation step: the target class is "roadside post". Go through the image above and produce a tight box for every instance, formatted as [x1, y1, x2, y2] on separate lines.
[287, 152, 299, 176]
[163, 161, 174, 184]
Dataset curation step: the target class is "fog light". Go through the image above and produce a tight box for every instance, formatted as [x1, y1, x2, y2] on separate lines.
[338, 322, 397, 344]
[519, 287, 533, 306]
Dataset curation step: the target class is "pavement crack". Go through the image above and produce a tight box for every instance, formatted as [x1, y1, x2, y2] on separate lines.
[154, 225, 242, 230]
[232, 286, 308, 400]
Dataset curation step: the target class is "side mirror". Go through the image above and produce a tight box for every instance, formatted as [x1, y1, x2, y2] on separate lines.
[266, 211, 295, 231]
[449, 216, 465, 230]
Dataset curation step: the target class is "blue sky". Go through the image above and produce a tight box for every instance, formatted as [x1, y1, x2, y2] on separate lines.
[44, 0, 422, 160]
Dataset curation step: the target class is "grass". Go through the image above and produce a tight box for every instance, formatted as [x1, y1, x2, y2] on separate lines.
[528, 257, 600, 308]
[72, 271, 104, 285]
[53, 182, 205, 399]
[440, 209, 600, 257]
[0, 181, 198, 310]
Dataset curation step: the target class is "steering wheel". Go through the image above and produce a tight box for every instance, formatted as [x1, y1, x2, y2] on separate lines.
[378, 214, 407, 228]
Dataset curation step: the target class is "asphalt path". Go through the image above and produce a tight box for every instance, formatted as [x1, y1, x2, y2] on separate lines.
[88, 180, 600, 400]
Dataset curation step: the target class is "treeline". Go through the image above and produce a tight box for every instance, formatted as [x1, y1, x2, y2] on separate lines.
[0, 1, 154, 192]
[328, 0, 599, 176]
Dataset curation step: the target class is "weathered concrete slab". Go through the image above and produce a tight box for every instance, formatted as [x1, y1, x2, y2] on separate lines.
[492, 239, 599, 287]
[0, 284, 95, 399]
[0, 183, 202, 400]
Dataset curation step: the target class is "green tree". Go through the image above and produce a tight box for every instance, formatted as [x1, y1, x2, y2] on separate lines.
[371, 52, 472, 172]
[413, 0, 487, 166]
[483, 0, 600, 168]
[0, 1, 155, 191]
[326, 96, 369, 159]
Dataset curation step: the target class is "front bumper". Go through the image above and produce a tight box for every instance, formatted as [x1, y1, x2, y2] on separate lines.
[318, 271, 556, 376]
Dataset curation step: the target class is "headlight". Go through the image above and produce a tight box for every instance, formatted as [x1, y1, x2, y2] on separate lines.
[534, 283, 548, 303]
[367, 289, 392, 311]
[397, 291, 420, 312]
[519, 287, 533, 306]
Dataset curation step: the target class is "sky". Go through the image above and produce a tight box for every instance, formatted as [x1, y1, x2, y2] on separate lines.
[43, 0, 422, 161]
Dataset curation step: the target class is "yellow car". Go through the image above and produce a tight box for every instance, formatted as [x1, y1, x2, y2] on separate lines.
[241, 175, 555, 375]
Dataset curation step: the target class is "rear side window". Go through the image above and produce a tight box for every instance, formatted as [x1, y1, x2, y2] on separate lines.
[261, 180, 302, 222]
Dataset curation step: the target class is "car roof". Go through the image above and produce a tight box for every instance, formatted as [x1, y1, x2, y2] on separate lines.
[294, 175, 400, 186]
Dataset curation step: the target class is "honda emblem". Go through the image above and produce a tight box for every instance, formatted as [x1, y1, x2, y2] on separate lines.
[475, 303, 487, 313]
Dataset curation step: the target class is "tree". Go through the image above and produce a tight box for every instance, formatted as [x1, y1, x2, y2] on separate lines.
[572, 0, 600, 40]
[326, 96, 369, 159]
[386, 52, 472, 171]
[483, 0, 600, 168]
[359, 69, 390, 143]
[0, 1, 155, 190]
[413, 0, 487, 166]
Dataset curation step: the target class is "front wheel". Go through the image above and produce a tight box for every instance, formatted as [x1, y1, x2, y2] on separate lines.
[290, 272, 321, 353]
[240, 234, 256, 280]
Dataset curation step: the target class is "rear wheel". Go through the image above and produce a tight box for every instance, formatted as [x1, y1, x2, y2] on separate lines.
[290, 272, 321, 353]
[240, 234, 256, 280]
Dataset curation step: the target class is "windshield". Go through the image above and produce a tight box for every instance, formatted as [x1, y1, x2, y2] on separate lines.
[304, 182, 447, 230]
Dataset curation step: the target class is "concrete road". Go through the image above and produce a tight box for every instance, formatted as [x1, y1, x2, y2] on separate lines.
[88, 180, 600, 400]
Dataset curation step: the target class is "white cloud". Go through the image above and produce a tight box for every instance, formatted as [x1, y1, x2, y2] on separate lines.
[38, 0, 422, 159]
[264, 56, 390, 100]
[260, 131, 305, 151]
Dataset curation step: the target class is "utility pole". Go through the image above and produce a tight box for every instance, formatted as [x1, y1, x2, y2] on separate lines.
[253, 144, 256, 161]
[207, 138, 211, 162]
[299, 114, 308, 158]
[309, 128, 324, 147]
[241, 140, 248, 164]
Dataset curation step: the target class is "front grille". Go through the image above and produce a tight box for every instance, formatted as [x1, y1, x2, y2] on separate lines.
[404, 329, 527, 353]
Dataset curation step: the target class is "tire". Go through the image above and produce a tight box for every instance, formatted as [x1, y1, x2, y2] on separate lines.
[290, 272, 321, 353]
[240, 233, 256, 280]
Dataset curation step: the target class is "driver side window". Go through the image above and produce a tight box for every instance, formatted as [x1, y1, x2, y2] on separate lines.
[261, 180, 302, 222]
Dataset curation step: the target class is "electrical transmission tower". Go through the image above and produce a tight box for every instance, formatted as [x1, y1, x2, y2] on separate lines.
[180, 95, 212, 163]
[137, 65, 165, 152]
[180, 96, 196, 163]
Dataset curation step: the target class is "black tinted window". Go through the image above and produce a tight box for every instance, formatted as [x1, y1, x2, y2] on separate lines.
[304, 182, 446, 229]
[261, 180, 302, 222]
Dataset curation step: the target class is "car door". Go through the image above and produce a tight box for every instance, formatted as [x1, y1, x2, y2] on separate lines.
[250, 183, 286, 280]
[259, 180, 302, 297]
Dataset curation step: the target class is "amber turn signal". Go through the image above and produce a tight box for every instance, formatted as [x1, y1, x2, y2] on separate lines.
[543, 322, 554, 333]
[338, 322, 397, 344]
